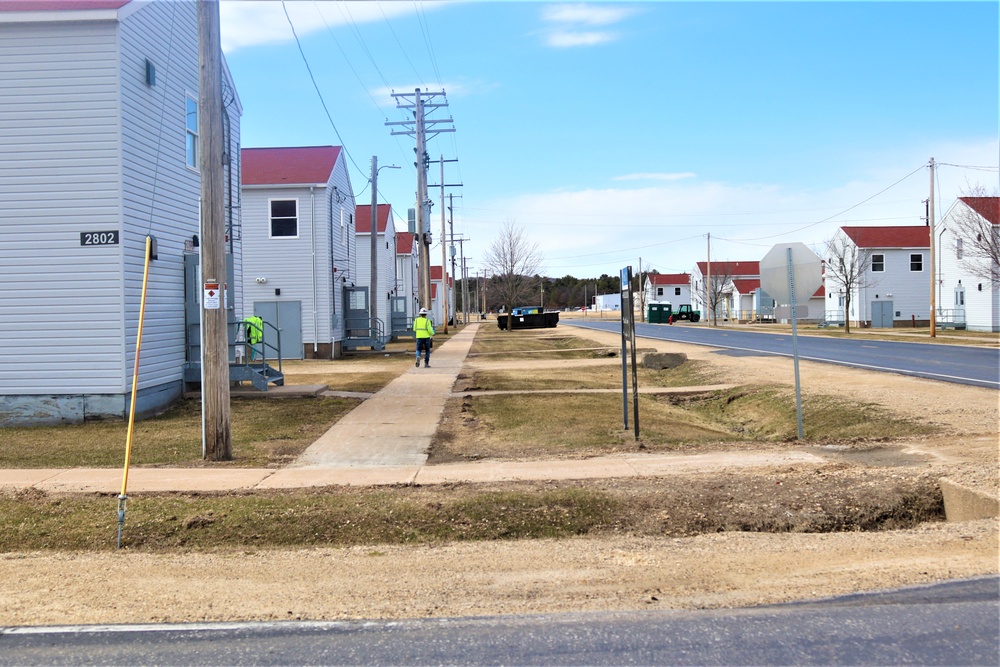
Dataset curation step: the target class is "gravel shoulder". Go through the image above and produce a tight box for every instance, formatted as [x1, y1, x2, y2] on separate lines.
[1, 326, 996, 627]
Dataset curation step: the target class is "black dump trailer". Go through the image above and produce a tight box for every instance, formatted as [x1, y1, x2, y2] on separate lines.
[497, 307, 560, 330]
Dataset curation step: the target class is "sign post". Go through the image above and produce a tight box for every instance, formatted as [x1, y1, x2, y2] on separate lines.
[619, 267, 639, 440]
[760, 243, 823, 440]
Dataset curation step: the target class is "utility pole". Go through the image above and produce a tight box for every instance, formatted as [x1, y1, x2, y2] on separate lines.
[370, 156, 379, 344]
[198, 0, 231, 461]
[928, 157, 936, 338]
[638, 257, 644, 322]
[387, 90, 455, 318]
[706, 233, 712, 326]
[430, 157, 461, 331]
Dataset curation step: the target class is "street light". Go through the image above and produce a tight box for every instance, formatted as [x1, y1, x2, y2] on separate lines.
[370, 158, 400, 347]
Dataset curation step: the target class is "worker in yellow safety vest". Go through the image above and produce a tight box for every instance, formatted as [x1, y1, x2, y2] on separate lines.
[413, 308, 435, 368]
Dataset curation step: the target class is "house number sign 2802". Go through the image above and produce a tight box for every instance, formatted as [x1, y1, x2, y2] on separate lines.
[80, 231, 120, 246]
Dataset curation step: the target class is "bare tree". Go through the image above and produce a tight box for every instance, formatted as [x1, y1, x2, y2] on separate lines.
[824, 234, 873, 334]
[707, 265, 734, 326]
[947, 187, 1000, 286]
[483, 221, 542, 331]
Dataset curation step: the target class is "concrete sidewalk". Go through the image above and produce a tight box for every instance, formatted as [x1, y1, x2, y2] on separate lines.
[0, 451, 827, 494]
[285, 323, 478, 469]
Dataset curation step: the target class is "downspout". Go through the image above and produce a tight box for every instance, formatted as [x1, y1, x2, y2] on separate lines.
[311, 186, 318, 353]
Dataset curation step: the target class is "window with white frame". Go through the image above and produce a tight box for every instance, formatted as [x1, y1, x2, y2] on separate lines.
[956, 237, 964, 260]
[674, 287, 681, 296]
[185, 95, 198, 169]
[910, 253, 923, 272]
[656, 287, 663, 296]
[269, 199, 298, 238]
[871, 254, 885, 272]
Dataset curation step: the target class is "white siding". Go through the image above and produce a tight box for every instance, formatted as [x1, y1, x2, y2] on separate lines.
[329, 155, 355, 343]
[119, 0, 200, 391]
[0, 19, 125, 394]
[356, 223, 397, 336]
[938, 201, 1000, 332]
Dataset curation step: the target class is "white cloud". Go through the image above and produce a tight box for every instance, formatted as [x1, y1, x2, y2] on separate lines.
[465, 139, 999, 276]
[539, 2, 635, 48]
[220, 0, 432, 53]
[613, 172, 698, 182]
[542, 4, 635, 26]
[546, 30, 618, 48]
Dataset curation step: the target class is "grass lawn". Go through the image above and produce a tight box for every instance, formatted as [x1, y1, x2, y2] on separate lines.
[0, 396, 360, 469]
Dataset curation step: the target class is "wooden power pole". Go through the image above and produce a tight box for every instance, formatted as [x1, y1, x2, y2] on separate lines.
[198, 0, 231, 460]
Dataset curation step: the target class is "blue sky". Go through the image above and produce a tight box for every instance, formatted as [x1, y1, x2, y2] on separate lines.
[220, 1, 999, 279]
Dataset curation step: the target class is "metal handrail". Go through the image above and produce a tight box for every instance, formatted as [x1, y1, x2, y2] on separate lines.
[234, 320, 282, 373]
[344, 316, 386, 347]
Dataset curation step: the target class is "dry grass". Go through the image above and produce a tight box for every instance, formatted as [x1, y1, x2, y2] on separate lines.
[431, 388, 936, 463]
[0, 470, 943, 551]
[0, 397, 360, 469]
[455, 361, 722, 391]
[470, 332, 615, 358]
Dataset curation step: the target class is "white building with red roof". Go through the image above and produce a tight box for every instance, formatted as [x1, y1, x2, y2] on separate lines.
[825, 226, 930, 328]
[0, 0, 242, 424]
[643, 273, 691, 307]
[241, 146, 356, 358]
[691, 261, 760, 322]
[937, 197, 999, 332]
[429, 265, 455, 326]
[395, 231, 419, 326]
[356, 203, 401, 339]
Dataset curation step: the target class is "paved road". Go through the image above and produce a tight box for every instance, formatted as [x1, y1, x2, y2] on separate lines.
[568, 320, 1000, 389]
[2, 577, 996, 666]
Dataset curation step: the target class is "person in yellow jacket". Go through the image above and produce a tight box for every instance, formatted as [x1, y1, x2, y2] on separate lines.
[413, 308, 435, 368]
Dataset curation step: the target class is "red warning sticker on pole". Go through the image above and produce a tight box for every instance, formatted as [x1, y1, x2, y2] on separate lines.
[204, 281, 220, 310]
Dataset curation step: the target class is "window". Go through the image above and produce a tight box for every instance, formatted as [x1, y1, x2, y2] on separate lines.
[871, 254, 884, 272]
[269, 199, 298, 238]
[674, 287, 681, 296]
[956, 238, 964, 260]
[185, 95, 198, 169]
[656, 287, 663, 297]
[910, 253, 923, 272]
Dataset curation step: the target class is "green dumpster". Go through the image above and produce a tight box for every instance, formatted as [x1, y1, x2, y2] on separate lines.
[647, 303, 672, 324]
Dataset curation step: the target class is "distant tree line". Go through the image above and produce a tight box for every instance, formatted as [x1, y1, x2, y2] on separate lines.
[456, 272, 633, 313]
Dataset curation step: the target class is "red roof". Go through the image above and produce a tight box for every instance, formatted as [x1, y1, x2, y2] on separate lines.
[841, 226, 929, 248]
[960, 197, 1000, 225]
[241, 146, 342, 186]
[731, 279, 760, 294]
[430, 266, 454, 287]
[813, 285, 825, 298]
[396, 231, 415, 254]
[0, 1, 129, 10]
[647, 273, 690, 285]
[696, 261, 759, 277]
[356, 204, 391, 234]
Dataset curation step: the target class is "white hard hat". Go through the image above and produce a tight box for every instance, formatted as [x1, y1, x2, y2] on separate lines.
[419, 308, 428, 315]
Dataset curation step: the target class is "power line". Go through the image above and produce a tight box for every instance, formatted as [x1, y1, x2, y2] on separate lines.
[413, 1, 444, 87]
[311, 3, 390, 120]
[281, 0, 366, 180]
[718, 163, 928, 243]
[379, 1, 424, 82]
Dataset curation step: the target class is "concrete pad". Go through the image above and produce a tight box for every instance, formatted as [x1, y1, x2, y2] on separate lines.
[186, 385, 327, 400]
[625, 451, 825, 476]
[0, 469, 64, 490]
[940, 477, 1000, 522]
[33, 468, 273, 494]
[257, 466, 420, 489]
[415, 458, 637, 484]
